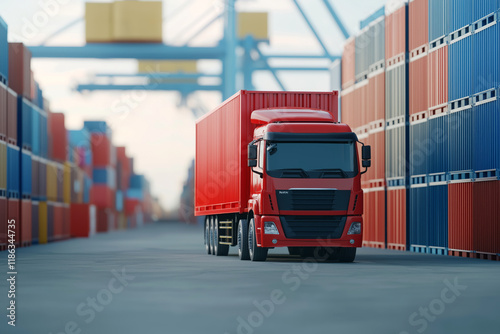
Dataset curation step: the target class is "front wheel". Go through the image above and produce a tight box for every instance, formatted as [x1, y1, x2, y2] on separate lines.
[248, 218, 268, 262]
[238, 219, 250, 260]
[338, 247, 356, 263]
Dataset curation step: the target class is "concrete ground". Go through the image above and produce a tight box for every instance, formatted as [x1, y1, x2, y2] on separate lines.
[1, 222, 499, 334]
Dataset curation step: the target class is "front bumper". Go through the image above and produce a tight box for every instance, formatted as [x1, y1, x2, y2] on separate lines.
[255, 215, 363, 248]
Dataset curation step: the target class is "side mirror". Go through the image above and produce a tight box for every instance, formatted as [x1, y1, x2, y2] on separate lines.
[248, 159, 257, 167]
[362, 146, 371, 160]
[248, 144, 257, 160]
[362, 160, 371, 168]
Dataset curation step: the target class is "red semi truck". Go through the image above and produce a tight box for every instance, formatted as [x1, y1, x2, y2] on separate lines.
[195, 91, 371, 262]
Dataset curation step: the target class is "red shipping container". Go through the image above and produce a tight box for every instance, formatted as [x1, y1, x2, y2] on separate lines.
[0, 197, 6, 250]
[125, 198, 141, 216]
[341, 38, 355, 89]
[409, 0, 428, 51]
[387, 187, 406, 250]
[48, 112, 67, 162]
[96, 208, 108, 233]
[368, 72, 385, 122]
[70, 203, 92, 237]
[385, 4, 407, 60]
[363, 187, 385, 248]
[91, 134, 111, 167]
[448, 182, 473, 252]
[428, 45, 448, 108]
[53, 203, 64, 240]
[8, 43, 32, 99]
[63, 204, 70, 239]
[128, 214, 136, 229]
[340, 88, 355, 127]
[116, 147, 130, 190]
[473, 181, 500, 254]
[0, 83, 6, 141]
[91, 184, 114, 209]
[7, 199, 19, 246]
[6, 88, 17, 146]
[20, 199, 32, 247]
[409, 50, 429, 115]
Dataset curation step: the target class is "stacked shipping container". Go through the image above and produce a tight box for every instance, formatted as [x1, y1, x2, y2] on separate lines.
[339, 0, 500, 260]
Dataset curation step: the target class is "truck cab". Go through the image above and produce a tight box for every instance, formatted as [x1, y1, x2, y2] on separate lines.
[243, 108, 371, 262]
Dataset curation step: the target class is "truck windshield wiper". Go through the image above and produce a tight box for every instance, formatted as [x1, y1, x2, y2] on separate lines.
[272, 168, 309, 178]
[312, 168, 348, 178]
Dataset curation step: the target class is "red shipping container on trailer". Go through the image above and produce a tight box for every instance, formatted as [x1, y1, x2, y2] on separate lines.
[428, 44, 448, 108]
[341, 38, 356, 89]
[408, 0, 428, 51]
[409, 48, 429, 115]
[91, 134, 111, 167]
[6, 88, 17, 146]
[7, 199, 19, 246]
[387, 187, 406, 250]
[473, 181, 500, 256]
[0, 83, 6, 141]
[448, 182, 473, 254]
[0, 197, 6, 250]
[8, 43, 32, 99]
[20, 199, 32, 247]
[49, 113, 67, 163]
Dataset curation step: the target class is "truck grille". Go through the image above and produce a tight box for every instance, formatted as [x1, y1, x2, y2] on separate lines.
[276, 189, 350, 211]
[279, 215, 346, 239]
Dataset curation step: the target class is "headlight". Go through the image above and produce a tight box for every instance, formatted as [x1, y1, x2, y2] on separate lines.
[264, 222, 280, 235]
[347, 222, 361, 235]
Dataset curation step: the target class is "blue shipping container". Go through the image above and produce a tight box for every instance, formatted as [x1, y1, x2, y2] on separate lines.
[32, 106, 41, 156]
[0, 17, 7, 82]
[7, 144, 20, 198]
[116, 190, 124, 212]
[427, 183, 448, 248]
[409, 178, 428, 247]
[473, 0, 500, 23]
[409, 121, 429, 176]
[68, 129, 91, 149]
[83, 176, 92, 204]
[126, 188, 143, 200]
[448, 103, 473, 172]
[429, 0, 448, 41]
[93, 167, 116, 188]
[446, 0, 473, 34]
[84, 121, 111, 136]
[472, 89, 499, 171]
[129, 174, 145, 189]
[17, 97, 33, 151]
[448, 31, 472, 101]
[40, 113, 48, 159]
[472, 14, 499, 94]
[20, 150, 32, 197]
[428, 115, 449, 174]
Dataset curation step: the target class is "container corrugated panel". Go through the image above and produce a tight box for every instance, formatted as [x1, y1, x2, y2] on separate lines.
[385, 5, 407, 60]
[355, 29, 372, 81]
[92, 184, 114, 209]
[39, 113, 48, 159]
[0, 83, 6, 141]
[386, 124, 406, 179]
[341, 38, 356, 89]
[385, 64, 406, 119]
[428, 0, 447, 41]
[38, 159, 47, 201]
[32, 201, 39, 244]
[340, 88, 355, 127]
[472, 16, 498, 94]
[63, 204, 70, 239]
[91, 133, 111, 167]
[410, 179, 428, 247]
[0, 197, 6, 247]
[17, 97, 32, 151]
[7, 144, 20, 198]
[409, 121, 428, 176]
[0, 17, 8, 81]
[447, 0, 473, 34]
[53, 203, 63, 240]
[46, 162, 57, 202]
[409, 0, 428, 50]
[38, 201, 47, 244]
[448, 31, 472, 101]
[0, 140, 6, 191]
[7, 199, 19, 245]
[448, 105, 473, 172]
[31, 105, 41, 156]
[8, 43, 31, 99]
[20, 151, 32, 198]
[57, 164, 64, 203]
[428, 43, 448, 107]
[372, 17, 385, 65]
[427, 183, 448, 248]
[83, 175, 92, 204]
[362, 188, 386, 247]
[31, 157, 39, 200]
[49, 112, 67, 163]
[409, 51, 428, 115]
[427, 112, 449, 174]
[63, 162, 71, 204]
[473, 0, 500, 22]
[96, 208, 108, 233]
[368, 72, 385, 122]
[473, 180, 500, 254]
[371, 129, 386, 181]
[47, 202, 55, 242]
[387, 187, 406, 249]
[20, 199, 31, 245]
[448, 182, 473, 251]
[6, 88, 17, 146]
[116, 190, 124, 212]
[93, 167, 116, 189]
[473, 92, 498, 171]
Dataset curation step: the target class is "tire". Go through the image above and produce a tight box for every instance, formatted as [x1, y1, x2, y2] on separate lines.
[204, 216, 211, 255]
[248, 218, 268, 261]
[209, 216, 216, 255]
[213, 216, 229, 256]
[288, 247, 301, 256]
[338, 247, 356, 263]
[238, 219, 250, 260]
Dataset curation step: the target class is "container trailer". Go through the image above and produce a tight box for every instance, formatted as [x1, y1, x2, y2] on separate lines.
[195, 91, 371, 262]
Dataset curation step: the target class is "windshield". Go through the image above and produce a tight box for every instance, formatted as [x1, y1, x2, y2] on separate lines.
[266, 141, 357, 178]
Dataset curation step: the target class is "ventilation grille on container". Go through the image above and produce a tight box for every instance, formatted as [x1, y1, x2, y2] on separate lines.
[276, 189, 350, 211]
[279, 216, 346, 239]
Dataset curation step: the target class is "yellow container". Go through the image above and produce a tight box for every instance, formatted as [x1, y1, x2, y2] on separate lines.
[112, 1, 163, 42]
[47, 162, 58, 202]
[118, 212, 127, 230]
[85, 2, 113, 43]
[138, 60, 197, 84]
[238, 12, 268, 40]
[63, 162, 72, 204]
[39, 202, 48, 244]
[0, 141, 6, 190]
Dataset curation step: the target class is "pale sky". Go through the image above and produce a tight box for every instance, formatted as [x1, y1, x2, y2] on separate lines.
[0, 0, 386, 211]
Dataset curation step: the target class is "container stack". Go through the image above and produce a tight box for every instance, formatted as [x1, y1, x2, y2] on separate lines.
[338, 0, 500, 260]
[84, 121, 116, 233]
[116, 146, 130, 229]
[0, 17, 8, 251]
[126, 173, 146, 228]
